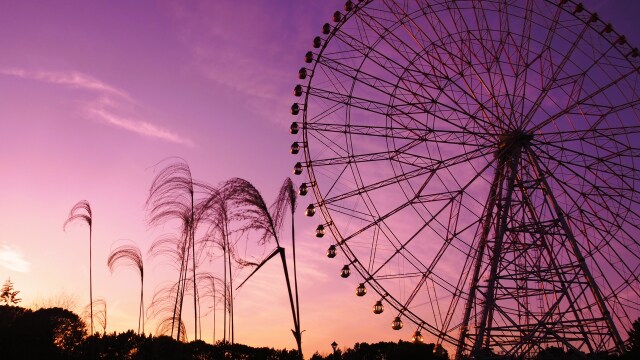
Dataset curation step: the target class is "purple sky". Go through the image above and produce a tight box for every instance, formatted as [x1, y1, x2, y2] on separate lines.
[0, 0, 639, 357]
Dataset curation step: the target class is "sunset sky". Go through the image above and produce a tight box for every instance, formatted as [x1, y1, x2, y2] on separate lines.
[1, 0, 639, 357]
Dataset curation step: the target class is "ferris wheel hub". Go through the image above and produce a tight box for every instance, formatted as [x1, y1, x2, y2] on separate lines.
[496, 131, 533, 155]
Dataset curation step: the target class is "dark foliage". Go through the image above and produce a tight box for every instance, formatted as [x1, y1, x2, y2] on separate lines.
[0, 305, 301, 359]
[531, 346, 624, 360]
[621, 318, 640, 360]
[76, 333, 302, 359]
[460, 342, 632, 360]
[0, 305, 87, 359]
[309, 340, 449, 360]
[0, 304, 27, 350]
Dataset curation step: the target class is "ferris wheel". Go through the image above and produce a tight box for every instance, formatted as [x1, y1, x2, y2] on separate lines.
[289, 0, 640, 358]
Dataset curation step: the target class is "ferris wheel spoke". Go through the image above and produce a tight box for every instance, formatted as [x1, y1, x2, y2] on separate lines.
[304, 121, 493, 146]
[333, 12, 445, 87]
[325, 28, 445, 98]
[414, 4, 515, 132]
[443, 1, 535, 130]
[315, 49, 501, 134]
[308, 85, 428, 118]
[511, 0, 537, 122]
[450, 1, 522, 126]
[353, 201, 467, 284]
[365, 159, 499, 281]
[310, 146, 424, 168]
[528, 151, 640, 233]
[355, 4, 507, 132]
[533, 98, 640, 143]
[396, 199, 481, 321]
[537, 124, 640, 143]
[305, 109, 354, 158]
[532, 139, 640, 186]
[324, 202, 374, 224]
[305, 97, 345, 125]
[530, 65, 639, 134]
[520, 2, 590, 129]
[533, 181, 640, 269]
[319, 146, 492, 208]
[583, 247, 640, 322]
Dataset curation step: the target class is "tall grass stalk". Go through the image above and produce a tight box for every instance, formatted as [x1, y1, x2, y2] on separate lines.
[146, 160, 202, 341]
[107, 243, 144, 334]
[225, 178, 302, 357]
[198, 184, 236, 344]
[64, 200, 94, 335]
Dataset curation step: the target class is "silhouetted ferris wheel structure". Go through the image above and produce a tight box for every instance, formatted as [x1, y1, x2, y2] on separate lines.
[290, 0, 640, 358]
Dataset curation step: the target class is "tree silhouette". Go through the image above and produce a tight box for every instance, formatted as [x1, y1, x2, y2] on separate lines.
[307, 340, 450, 360]
[11, 307, 87, 359]
[625, 318, 640, 358]
[107, 242, 144, 334]
[63, 200, 94, 335]
[0, 278, 21, 305]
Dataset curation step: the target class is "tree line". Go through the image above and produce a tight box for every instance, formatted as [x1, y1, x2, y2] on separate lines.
[0, 304, 300, 359]
[1, 303, 639, 359]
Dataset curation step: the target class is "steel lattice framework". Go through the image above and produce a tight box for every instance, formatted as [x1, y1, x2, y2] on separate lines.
[289, 0, 640, 358]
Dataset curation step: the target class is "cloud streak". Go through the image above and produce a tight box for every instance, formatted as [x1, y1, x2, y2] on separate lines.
[0, 68, 130, 100]
[0, 245, 31, 273]
[0, 68, 193, 146]
[88, 105, 194, 146]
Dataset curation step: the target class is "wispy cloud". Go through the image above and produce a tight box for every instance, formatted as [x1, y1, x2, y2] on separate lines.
[0, 68, 193, 146]
[0, 244, 31, 273]
[88, 104, 193, 146]
[0, 68, 130, 100]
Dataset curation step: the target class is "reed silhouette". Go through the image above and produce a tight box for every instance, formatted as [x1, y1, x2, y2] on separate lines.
[63, 200, 94, 335]
[146, 277, 187, 342]
[107, 243, 144, 334]
[83, 298, 107, 334]
[195, 272, 224, 344]
[146, 160, 202, 341]
[198, 183, 240, 344]
[228, 177, 303, 358]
